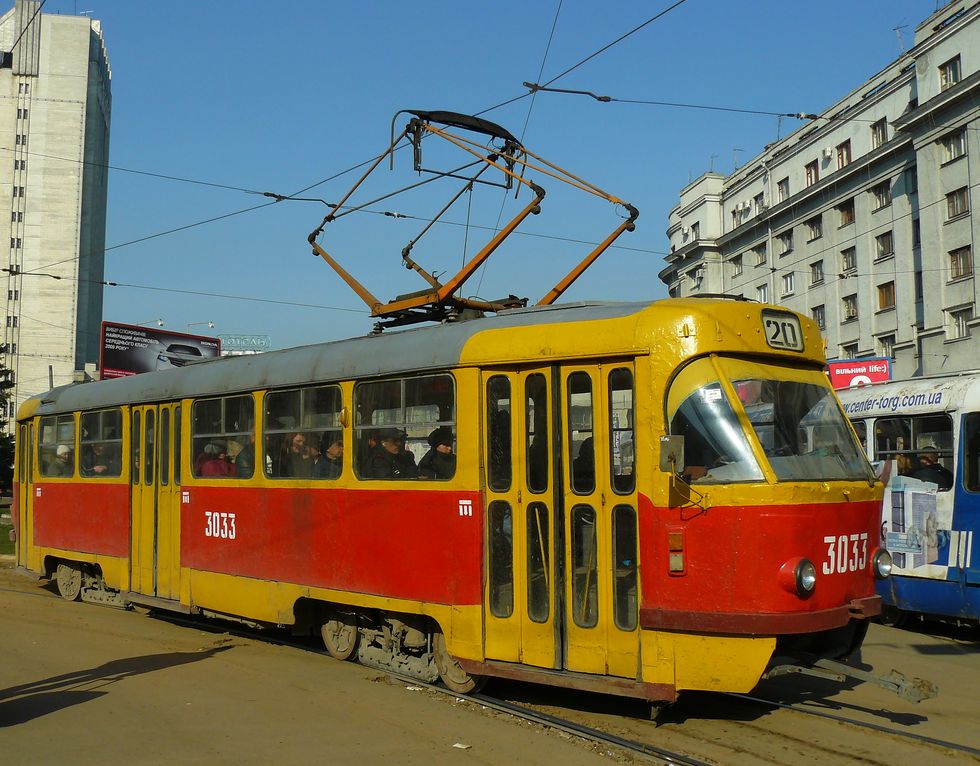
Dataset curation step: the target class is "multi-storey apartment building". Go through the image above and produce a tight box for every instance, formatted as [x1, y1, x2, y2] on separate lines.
[0, 0, 110, 425]
[662, 1, 979, 379]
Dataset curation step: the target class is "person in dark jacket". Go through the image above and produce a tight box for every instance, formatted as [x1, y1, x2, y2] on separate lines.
[314, 436, 343, 479]
[907, 441, 954, 490]
[419, 427, 456, 480]
[368, 428, 418, 479]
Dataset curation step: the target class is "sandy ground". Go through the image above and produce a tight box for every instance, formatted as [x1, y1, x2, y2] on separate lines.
[1, 559, 978, 765]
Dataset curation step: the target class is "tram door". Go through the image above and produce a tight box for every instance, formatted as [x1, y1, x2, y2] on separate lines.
[130, 404, 181, 598]
[561, 363, 639, 679]
[482, 369, 558, 668]
[16, 422, 34, 568]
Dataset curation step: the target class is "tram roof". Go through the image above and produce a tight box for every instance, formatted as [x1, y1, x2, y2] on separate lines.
[26, 300, 660, 417]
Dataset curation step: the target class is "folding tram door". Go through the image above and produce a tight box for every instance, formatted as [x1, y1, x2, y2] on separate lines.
[481, 361, 639, 680]
[16, 422, 34, 569]
[130, 403, 181, 599]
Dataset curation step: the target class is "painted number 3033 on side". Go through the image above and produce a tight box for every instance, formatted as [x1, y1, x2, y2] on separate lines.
[205, 511, 237, 540]
[822, 533, 867, 574]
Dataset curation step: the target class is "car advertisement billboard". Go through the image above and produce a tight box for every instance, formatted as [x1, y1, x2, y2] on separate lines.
[828, 357, 892, 390]
[100, 322, 221, 380]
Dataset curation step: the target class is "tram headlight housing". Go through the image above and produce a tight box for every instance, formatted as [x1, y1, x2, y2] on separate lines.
[873, 549, 893, 580]
[779, 557, 816, 598]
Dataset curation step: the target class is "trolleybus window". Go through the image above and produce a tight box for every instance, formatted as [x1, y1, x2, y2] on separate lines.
[609, 368, 635, 494]
[38, 414, 75, 478]
[526, 503, 550, 622]
[612, 505, 638, 631]
[265, 385, 343, 480]
[488, 500, 514, 617]
[191, 395, 255, 479]
[79, 409, 122, 478]
[355, 374, 455, 480]
[486, 376, 511, 491]
[873, 415, 953, 490]
[526, 374, 549, 493]
[568, 372, 595, 494]
[571, 505, 599, 628]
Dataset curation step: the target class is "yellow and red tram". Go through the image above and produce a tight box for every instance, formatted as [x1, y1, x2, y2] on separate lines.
[12, 297, 890, 703]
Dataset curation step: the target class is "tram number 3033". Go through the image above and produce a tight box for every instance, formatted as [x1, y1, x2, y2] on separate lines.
[822, 533, 868, 574]
[204, 511, 237, 540]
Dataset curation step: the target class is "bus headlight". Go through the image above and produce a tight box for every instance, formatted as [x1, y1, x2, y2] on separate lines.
[873, 549, 892, 579]
[780, 558, 816, 598]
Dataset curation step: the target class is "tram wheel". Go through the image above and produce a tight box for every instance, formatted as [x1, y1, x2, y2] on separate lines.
[55, 563, 83, 602]
[434, 632, 486, 694]
[320, 610, 359, 661]
[878, 605, 908, 628]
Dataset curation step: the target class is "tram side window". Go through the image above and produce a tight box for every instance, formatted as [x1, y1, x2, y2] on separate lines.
[609, 368, 635, 494]
[38, 414, 75, 478]
[79, 409, 123, 477]
[612, 505, 638, 631]
[963, 414, 980, 492]
[568, 372, 595, 494]
[571, 505, 599, 628]
[874, 415, 954, 490]
[489, 501, 514, 618]
[191, 395, 254, 479]
[525, 374, 549, 493]
[265, 385, 343, 480]
[487, 376, 512, 491]
[354, 374, 456, 480]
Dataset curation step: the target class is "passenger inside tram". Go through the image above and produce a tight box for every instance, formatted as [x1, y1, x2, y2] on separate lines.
[418, 427, 455, 480]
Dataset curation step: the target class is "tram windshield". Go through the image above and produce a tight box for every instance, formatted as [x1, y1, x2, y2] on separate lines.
[668, 358, 873, 484]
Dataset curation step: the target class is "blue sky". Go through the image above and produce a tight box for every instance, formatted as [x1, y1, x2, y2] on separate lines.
[44, 0, 939, 349]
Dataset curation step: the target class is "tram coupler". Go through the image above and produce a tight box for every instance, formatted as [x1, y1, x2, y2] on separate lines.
[764, 659, 938, 703]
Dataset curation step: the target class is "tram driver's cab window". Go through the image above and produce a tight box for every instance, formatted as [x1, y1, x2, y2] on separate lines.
[354, 374, 455, 480]
[264, 385, 343, 480]
[875, 415, 954, 491]
[191, 395, 254, 479]
[38, 414, 75, 478]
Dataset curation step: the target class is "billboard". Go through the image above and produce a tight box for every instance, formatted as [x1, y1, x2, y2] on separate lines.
[828, 357, 892, 390]
[100, 322, 221, 380]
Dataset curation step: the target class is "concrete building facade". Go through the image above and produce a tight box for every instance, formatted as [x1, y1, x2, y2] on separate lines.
[662, 1, 980, 379]
[0, 0, 110, 423]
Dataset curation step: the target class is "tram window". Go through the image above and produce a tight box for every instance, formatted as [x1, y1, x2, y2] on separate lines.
[174, 406, 182, 485]
[132, 411, 140, 483]
[265, 385, 343, 480]
[612, 505, 638, 631]
[568, 372, 595, 494]
[487, 376, 512, 491]
[355, 374, 455, 480]
[526, 503, 550, 622]
[488, 501, 514, 618]
[609, 368, 635, 494]
[160, 410, 170, 485]
[851, 419, 868, 453]
[571, 505, 599, 628]
[38, 414, 75, 478]
[875, 414, 954, 490]
[79, 409, 123, 478]
[964, 414, 980, 492]
[526, 374, 549, 493]
[191, 395, 255, 479]
[144, 409, 155, 485]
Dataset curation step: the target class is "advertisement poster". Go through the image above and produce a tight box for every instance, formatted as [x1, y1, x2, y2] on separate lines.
[828, 357, 891, 390]
[100, 322, 221, 379]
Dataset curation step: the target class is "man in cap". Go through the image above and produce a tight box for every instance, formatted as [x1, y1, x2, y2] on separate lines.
[908, 440, 954, 490]
[368, 428, 418, 479]
[419, 427, 455, 480]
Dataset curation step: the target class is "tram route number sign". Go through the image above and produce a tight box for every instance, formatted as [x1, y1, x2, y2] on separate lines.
[761, 310, 804, 352]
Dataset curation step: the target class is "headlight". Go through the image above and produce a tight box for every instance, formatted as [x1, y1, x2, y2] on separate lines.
[873, 549, 892, 579]
[779, 557, 816, 598]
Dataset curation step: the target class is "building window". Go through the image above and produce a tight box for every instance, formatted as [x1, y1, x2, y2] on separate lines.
[9, 237, 21, 249]
[10, 212, 21, 223]
[912, 218, 921, 248]
[806, 215, 822, 241]
[842, 294, 858, 321]
[871, 119, 888, 149]
[811, 304, 826, 330]
[941, 128, 967, 163]
[754, 244, 767, 266]
[915, 270, 923, 300]
[690, 222, 700, 240]
[782, 273, 795, 296]
[753, 192, 765, 213]
[5, 315, 17, 328]
[805, 160, 819, 186]
[870, 180, 892, 211]
[7, 289, 18, 301]
[16, 107, 27, 119]
[836, 140, 852, 169]
[13, 159, 25, 171]
[756, 283, 769, 303]
[939, 55, 962, 91]
[810, 260, 824, 285]
[841, 247, 857, 272]
[905, 166, 918, 193]
[878, 334, 896, 359]
[875, 231, 894, 259]
[841, 343, 859, 359]
[878, 281, 896, 310]
[948, 307, 972, 340]
[947, 187, 969, 219]
[777, 230, 793, 255]
[730, 254, 743, 278]
[837, 198, 855, 227]
[777, 177, 790, 202]
[950, 246, 973, 279]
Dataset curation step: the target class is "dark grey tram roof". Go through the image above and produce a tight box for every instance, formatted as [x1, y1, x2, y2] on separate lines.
[30, 301, 650, 416]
